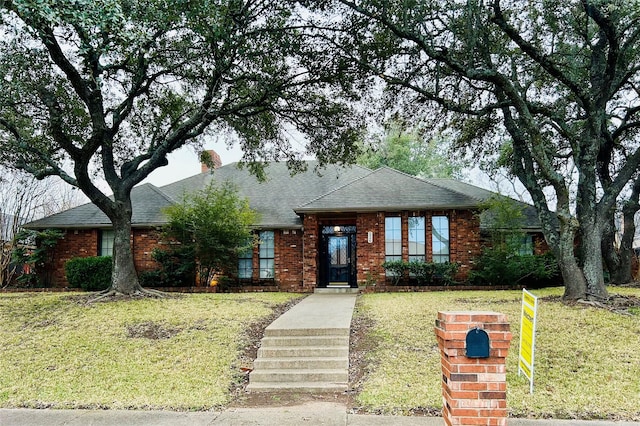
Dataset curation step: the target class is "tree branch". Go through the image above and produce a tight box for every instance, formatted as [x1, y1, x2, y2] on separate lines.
[491, 0, 590, 108]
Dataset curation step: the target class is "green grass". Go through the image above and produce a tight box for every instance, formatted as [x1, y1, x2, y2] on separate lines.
[0, 292, 301, 410]
[3, 289, 640, 419]
[354, 287, 640, 420]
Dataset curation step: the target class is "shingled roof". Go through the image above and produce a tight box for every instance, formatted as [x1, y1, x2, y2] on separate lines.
[161, 161, 372, 228]
[24, 161, 543, 231]
[25, 183, 174, 229]
[295, 167, 490, 212]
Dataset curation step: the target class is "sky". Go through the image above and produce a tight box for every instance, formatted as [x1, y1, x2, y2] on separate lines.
[142, 140, 245, 188]
[141, 126, 313, 188]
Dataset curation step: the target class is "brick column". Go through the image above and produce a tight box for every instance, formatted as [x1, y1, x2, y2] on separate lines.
[434, 311, 512, 426]
[301, 214, 319, 292]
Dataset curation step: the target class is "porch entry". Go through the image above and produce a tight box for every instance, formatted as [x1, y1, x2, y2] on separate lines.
[319, 225, 357, 288]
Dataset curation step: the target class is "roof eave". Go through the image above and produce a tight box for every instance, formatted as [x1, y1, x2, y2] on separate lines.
[251, 223, 303, 230]
[23, 222, 168, 230]
[295, 204, 480, 214]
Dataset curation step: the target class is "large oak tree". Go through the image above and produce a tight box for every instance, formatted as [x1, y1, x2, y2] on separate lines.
[322, 0, 640, 300]
[0, 0, 363, 295]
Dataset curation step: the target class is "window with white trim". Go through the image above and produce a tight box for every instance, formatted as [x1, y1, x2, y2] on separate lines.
[238, 239, 253, 279]
[432, 216, 450, 263]
[259, 231, 274, 279]
[385, 216, 402, 275]
[408, 216, 426, 262]
[99, 229, 114, 256]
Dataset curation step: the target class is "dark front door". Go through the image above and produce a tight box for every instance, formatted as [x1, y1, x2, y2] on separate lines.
[320, 226, 356, 287]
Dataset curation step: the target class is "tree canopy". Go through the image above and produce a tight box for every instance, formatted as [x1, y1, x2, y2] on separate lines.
[357, 120, 462, 178]
[324, 0, 640, 301]
[163, 181, 257, 287]
[0, 0, 363, 294]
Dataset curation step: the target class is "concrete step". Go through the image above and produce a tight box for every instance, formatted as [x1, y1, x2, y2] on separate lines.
[264, 327, 350, 337]
[253, 357, 348, 370]
[314, 287, 359, 294]
[247, 294, 356, 394]
[260, 335, 348, 348]
[257, 346, 349, 358]
[249, 369, 348, 383]
[246, 382, 348, 393]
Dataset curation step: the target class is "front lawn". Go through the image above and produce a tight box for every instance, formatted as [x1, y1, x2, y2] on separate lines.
[3, 288, 639, 420]
[354, 287, 640, 420]
[0, 292, 301, 410]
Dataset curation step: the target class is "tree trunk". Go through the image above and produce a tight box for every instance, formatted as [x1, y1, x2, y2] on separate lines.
[109, 204, 143, 295]
[557, 220, 588, 301]
[580, 218, 609, 300]
[615, 208, 636, 284]
[601, 214, 620, 282]
[615, 191, 640, 284]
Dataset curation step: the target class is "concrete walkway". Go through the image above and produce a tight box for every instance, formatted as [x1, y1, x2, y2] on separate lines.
[2, 404, 639, 425]
[264, 292, 357, 334]
[248, 293, 357, 391]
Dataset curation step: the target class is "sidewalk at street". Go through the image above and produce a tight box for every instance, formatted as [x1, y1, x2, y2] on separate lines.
[2, 403, 639, 426]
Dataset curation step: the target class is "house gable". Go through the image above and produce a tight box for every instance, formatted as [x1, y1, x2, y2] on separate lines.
[295, 167, 485, 213]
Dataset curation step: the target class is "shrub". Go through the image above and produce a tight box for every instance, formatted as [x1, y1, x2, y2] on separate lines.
[65, 256, 112, 291]
[382, 260, 459, 286]
[12, 229, 63, 288]
[162, 181, 257, 288]
[468, 250, 559, 288]
[381, 260, 405, 285]
[139, 246, 196, 287]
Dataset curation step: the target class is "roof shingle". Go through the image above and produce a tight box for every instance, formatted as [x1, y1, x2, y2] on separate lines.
[24, 161, 543, 231]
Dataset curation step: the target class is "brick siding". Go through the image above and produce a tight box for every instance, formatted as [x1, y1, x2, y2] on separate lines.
[42, 209, 493, 290]
[274, 229, 304, 291]
[356, 212, 386, 286]
[302, 215, 319, 292]
[44, 228, 162, 287]
[44, 229, 98, 287]
[448, 210, 482, 280]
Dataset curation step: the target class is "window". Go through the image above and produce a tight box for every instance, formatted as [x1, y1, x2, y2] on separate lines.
[238, 239, 253, 279]
[259, 231, 274, 279]
[517, 235, 534, 256]
[99, 229, 114, 256]
[385, 217, 402, 275]
[408, 216, 426, 262]
[432, 216, 450, 263]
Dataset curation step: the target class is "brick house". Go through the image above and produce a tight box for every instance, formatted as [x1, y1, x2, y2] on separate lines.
[25, 155, 544, 291]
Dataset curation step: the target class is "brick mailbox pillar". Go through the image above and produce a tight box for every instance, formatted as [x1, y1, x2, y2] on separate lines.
[434, 311, 513, 426]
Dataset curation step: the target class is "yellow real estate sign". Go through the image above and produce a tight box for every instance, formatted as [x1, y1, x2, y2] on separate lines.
[518, 289, 538, 394]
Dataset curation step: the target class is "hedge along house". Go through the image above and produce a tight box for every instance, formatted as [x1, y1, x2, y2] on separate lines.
[24, 152, 545, 291]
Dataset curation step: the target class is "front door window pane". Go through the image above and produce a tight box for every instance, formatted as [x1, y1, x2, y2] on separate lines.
[329, 236, 348, 266]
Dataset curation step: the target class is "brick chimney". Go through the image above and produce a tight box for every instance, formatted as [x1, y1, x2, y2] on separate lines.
[200, 149, 222, 173]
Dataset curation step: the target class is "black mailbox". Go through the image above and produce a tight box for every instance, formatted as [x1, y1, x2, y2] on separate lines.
[466, 327, 490, 358]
